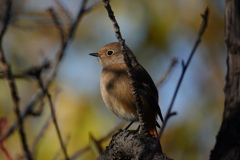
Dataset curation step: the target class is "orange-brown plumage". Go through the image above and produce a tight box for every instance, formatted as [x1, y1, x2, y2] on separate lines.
[90, 42, 163, 137]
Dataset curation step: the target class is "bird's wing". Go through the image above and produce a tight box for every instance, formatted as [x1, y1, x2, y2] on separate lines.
[133, 64, 164, 122]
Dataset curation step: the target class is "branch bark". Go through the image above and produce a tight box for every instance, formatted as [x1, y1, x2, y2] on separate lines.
[97, 130, 171, 160]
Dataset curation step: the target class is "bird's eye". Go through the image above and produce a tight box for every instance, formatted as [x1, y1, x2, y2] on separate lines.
[107, 50, 114, 56]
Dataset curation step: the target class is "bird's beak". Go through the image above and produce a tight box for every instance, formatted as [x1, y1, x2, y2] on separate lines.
[89, 53, 99, 57]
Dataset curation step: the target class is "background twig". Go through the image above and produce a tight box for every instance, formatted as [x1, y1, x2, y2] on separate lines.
[156, 58, 178, 87]
[0, 0, 90, 143]
[0, 142, 13, 160]
[70, 121, 125, 160]
[159, 7, 209, 138]
[38, 75, 69, 160]
[31, 114, 51, 155]
[0, 0, 33, 159]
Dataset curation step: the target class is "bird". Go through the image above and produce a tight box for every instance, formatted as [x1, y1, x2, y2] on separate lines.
[89, 42, 163, 137]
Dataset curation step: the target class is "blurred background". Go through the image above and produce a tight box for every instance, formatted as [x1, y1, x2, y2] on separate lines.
[0, 0, 225, 159]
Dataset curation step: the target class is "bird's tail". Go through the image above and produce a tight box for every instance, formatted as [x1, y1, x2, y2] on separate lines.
[149, 127, 158, 138]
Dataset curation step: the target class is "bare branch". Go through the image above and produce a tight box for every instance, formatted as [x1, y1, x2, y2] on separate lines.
[26, 97, 45, 116]
[0, 74, 32, 79]
[54, 0, 73, 25]
[37, 76, 69, 160]
[0, 0, 33, 159]
[51, 136, 70, 160]
[0, 142, 13, 160]
[159, 7, 209, 138]
[67, 0, 88, 42]
[31, 114, 51, 155]
[0, 60, 50, 79]
[83, 1, 102, 14]
[48, 8, 65, 45]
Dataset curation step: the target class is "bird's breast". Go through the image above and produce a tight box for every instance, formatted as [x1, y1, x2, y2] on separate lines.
[100, 64, 138, 121]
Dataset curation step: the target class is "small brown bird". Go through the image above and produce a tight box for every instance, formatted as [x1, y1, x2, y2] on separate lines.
[90, 42, 163, 137]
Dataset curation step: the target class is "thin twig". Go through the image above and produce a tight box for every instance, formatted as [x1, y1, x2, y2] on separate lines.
[159, 7, 209, 138]
[0, 92, 41, 142]
[31, 88, 62, 155]
[0, 62, 50, 141]
[0, 74, 31, 79]
[54, 0, 73, 26]
[0, 0, 33, 159]
[52, 136, 70, 160]
[31, 114, 52, 155]
[0, 60, 50, 79]
[0, 118, 12, 160]
[102, 0, 147, 134]
[83, 1, 102, 14]
[156, 58, 178, 87]
[48, 8, 65, 45]
[38, 3, 88, 159]
[37, 76, 69, 160]
[0, 142, 13, 160]
[67, 0, 88, 42]
[69, 121, 125, 160]
[27, 96, 45, 116]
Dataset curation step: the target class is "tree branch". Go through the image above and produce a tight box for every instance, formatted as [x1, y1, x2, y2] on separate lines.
[0, 0, 32, 159]
[0, 0, 91, 143]
[210, 1, 240, 159]
[38, 75, 69, 160]
[159, 7, 209, 138]
[0, 142, 13, 160]
[31, 114, 51, 155]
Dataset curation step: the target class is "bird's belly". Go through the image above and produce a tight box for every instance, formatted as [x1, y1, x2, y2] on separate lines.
[105, 94, 138, 121]
[100, 71, 138, 121]
[101, 87, 138, 121]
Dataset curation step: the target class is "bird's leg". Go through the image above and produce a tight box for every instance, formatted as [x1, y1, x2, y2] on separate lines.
[113, 122, 135, 138]
[125, 124, 140, 138]
[124, 121, 134, 130]
[136, 125, 140, 132]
